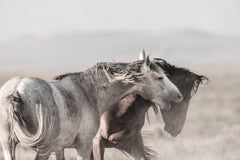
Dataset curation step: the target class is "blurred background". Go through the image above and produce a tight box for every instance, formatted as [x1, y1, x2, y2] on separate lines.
[0, 0, 240, 159]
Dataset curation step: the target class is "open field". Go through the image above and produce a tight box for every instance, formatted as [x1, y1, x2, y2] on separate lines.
[0, 66, 239, 160]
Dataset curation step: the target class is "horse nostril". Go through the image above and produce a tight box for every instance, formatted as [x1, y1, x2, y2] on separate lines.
[177, 94, 183, 100]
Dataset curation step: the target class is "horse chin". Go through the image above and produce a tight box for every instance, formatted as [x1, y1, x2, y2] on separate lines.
[164, 125, 181, 137]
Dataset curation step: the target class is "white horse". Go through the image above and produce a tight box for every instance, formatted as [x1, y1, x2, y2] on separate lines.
[0, 55, 182, 160]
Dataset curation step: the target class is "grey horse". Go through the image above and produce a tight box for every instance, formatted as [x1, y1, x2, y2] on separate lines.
[92, 58, 208, 160]
[0, 56, 182, 160]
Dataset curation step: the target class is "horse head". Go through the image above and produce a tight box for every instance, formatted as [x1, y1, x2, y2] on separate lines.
[136, 51, 183, 110]
[153, 58, 208, 136]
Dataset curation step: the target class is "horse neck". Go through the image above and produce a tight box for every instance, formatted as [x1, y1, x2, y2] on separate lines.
[63, 67, 137, 115]
[131, 95, 152, 117]
[94, 70, 137, 115]
[115, 94, 152, 118]
[112, 95, 153, 129]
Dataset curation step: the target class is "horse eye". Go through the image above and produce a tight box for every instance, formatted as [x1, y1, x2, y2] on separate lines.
[157, 76, 163, 80]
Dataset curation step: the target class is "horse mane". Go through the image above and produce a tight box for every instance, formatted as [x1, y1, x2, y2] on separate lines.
[153, 58, 208, 96]
[54, 72, 79, 80]
[145, 58, 208, 119]
[118, 130, 158, 160]
[142, 131, 158, 160]
[100, 60, 146, 83]
[53, 60, 146, 84]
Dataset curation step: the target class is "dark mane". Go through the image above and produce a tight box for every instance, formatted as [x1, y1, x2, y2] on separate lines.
[153, 58, 208, 96]
[145, 58, 209, 117]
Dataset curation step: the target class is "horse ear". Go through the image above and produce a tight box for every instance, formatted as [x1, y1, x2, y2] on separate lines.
[139, 49, 146, 60]
[142, 55, 150, 71]
[145, 56, 150, 67]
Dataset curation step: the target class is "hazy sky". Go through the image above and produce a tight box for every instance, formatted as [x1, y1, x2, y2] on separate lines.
[0, 0, 240, 42]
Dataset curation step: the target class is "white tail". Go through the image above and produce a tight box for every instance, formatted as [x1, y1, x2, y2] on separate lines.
[9, 102, 59, 154]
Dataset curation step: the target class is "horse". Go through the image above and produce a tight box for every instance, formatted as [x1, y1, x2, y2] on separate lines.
[92, 58, 208, 160]
[0, 55, 182, 160]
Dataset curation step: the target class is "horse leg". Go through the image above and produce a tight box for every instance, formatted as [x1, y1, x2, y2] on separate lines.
[35, 150, 64, 160]
[55, 150, 65, 160]
[0, 127, 17, 160]
[0, 110, 18, 160]
[34, 153, 50, 160]
[93, 134, 105, 160]
[107, 130, 129, 144]
[1, 140, 17, 160]
[130, 133, 152, 160]
[75, 111, 100, 160]
[119, 144, 146, 160]
[118, 132, 148, 160]
[76, 141, 93, 160]
[132, 133, 148, 160]
[74, 133, 96, 160]
[76, 130, 102, 160]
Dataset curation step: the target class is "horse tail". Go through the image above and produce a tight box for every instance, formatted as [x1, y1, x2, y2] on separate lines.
[8, 91, 59, 153]
[142, 131, 158, 160]
[116, 131, 158, 160]
[117, 145, 157, 160]
[143, 145, 158, 160]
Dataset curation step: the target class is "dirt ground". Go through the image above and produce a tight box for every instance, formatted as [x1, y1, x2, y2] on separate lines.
[0, 66, 239, 160]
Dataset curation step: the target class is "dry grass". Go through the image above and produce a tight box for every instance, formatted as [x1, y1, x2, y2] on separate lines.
[0, 66, 240, 160]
